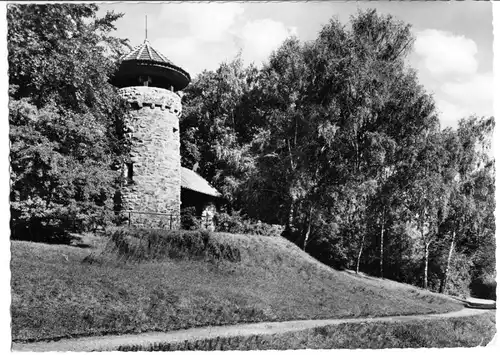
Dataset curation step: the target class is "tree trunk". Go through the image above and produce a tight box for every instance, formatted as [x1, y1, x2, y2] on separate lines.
[285, 198, 296, 232]
[379, 225, 385, 278]
[423, 242, 430, 289]
[303, 205, 313, 251]
[379, 207, 386, 278]
[356, 234, 365, 274]
[419, 216, 430, 290]
[440, 231, 455, 294]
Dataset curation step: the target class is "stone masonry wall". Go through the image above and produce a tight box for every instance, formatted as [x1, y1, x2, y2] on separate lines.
[118, 86, 182, 229]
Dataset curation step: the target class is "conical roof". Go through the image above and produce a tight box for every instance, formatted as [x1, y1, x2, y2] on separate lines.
[121, 40, 174, 64]
[114, 40, 191, 91]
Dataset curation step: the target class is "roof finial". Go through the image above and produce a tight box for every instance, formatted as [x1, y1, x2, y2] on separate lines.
[145, 15, 148, 42]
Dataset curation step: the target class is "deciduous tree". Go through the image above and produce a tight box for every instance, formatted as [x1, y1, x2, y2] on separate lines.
[8, 4, 129, 240]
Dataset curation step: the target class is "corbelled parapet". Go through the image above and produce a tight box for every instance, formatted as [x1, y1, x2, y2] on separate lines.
[119, 86, 182, 117]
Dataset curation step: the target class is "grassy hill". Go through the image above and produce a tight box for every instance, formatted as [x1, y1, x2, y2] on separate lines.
[11, 229, 463, 342]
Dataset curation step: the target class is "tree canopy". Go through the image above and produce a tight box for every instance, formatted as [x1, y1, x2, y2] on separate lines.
[180, 9, 495, 297]
[8, 4, 129, 241]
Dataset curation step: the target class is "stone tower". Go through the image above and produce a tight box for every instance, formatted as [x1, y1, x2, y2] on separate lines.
[113, 40, 191, 228]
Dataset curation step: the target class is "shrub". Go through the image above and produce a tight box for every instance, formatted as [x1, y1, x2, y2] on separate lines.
[470, 273, 496, 300]
[305, 222, 349, 270]
[10, 201, 112, 244]
[214, 211, 283, 237]
[214, 211, 245, 234]
[102, 227, 240, 263]
[307, 236, 349, 270]
[181, 207, 201, 230]
[10, 221, 71, 244]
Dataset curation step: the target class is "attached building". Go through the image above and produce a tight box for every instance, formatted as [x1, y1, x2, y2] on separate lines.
[181, 167, 222, 230]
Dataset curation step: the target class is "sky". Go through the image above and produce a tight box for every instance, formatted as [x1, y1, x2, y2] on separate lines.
[91, 2, 495, 129]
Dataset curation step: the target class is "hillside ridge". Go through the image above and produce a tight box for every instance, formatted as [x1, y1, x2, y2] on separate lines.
[11, 230, 463, 343]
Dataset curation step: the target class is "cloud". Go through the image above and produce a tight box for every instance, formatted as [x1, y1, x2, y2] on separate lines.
[414, 30, 492, 128]
[441, 73, 493, 106]
[436, 73, 493, 129]
[240, 19, 298, 66]
[152, 36, 198, 73]
[152, 3, 245, 75]
[437, 73, 493, 128]
[150, 6, 295, 75]
[436, 99, 469, 129]
[153, 37, 198, 61]
[159, 3, 244, 42]
[414, 29, 478, 76]
[153, 36, 240, 76]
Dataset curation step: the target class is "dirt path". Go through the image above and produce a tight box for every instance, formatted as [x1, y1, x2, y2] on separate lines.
[12, 307, 492, 351]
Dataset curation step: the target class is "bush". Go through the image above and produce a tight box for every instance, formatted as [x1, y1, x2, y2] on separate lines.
[181, 207, 201, 230]
[214, 211, 283, 237]
[307, 236, 349, 270]
[103, 227, 240, 263]
[304, 222, 349, 270]
[10, 202, 112, 244]
[470, 274, 496, 301]
[214, 211, 245, 234]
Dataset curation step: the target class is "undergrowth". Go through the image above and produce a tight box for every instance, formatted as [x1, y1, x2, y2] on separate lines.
[89, 227, 241, 264]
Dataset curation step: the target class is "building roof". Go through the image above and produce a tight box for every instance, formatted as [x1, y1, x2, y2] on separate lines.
[181, 167, 221, 198]
[121, 40, 174, 64]
[115, 40, 191, 91]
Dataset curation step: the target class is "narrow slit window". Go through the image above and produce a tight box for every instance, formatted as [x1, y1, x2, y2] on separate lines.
[126, 163, 134, 183]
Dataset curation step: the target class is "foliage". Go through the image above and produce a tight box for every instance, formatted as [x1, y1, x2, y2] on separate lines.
[180, 8, 495, 296]
[470, 274, 496, 301]
[180, 56, 259, 207]
[214, 211, 284, 237]
[9, 4, 495, 298]
[305, 222, 349, 270]
[8, 4, 128, 110]
[103, 227, 242, 263]
[439, 252, 473, 298]
[8, 4, 129, 242]
[180, 207, 202, 231]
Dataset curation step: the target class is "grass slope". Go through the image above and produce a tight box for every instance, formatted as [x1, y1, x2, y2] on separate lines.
[11, 231, 462, 342]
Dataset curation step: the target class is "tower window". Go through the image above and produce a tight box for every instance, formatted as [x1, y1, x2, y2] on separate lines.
[126, 163, 134, 183]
